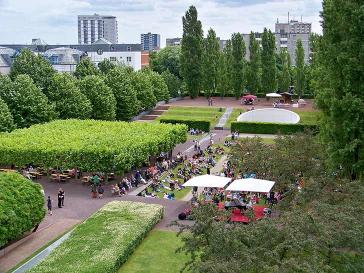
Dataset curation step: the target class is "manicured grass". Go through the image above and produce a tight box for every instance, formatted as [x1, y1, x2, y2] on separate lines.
[293, 110, 322, 125]
[226, 108, 244, 129]
[157, 106, 225, 127]
[118, 230, 190, 273]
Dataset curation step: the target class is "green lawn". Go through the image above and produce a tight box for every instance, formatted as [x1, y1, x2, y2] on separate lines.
[157, 106, 225, 127]
[293, 110, 322, 125]
[226, 108, 244, 129]
[118, 230, 190, 273]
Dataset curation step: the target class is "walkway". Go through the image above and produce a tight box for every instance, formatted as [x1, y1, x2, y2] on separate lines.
[215, 107, 233, 130]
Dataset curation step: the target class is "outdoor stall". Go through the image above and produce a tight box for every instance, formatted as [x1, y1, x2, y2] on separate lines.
[241, 94, 257, 105]
[183, 174, 231, 188]
[225, 178, 275, 193]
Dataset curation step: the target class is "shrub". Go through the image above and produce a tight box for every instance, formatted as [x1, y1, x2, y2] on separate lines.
[231, 122, 318, 134]
[0, 172, 45, 248]
[28, 201, 164, 273]
[160, 119, 210, 132]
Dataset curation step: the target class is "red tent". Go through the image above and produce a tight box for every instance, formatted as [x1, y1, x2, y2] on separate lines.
[242, 95, 257, 100]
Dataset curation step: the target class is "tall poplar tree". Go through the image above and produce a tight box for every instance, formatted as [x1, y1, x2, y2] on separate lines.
[314, 0, 364, 179]
[231, 33, 246, 99]
[180, 6, 203, 98]
[202, 28, 220, 98]
[278, 49, 291, 92]
[223, 40, 234, 96]
[261, 28, 277, 93]
[246, 32, 261, 94]
[295, 39, 305, 97]
[216, 51, 227, 98]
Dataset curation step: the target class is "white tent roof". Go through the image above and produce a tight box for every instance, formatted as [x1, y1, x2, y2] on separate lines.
[266, 93, 282, 98]
[183, 175, 231, 188]
[226, 178, 275, 193]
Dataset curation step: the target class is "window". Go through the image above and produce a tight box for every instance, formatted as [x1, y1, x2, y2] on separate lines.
[110, 57, 117, 62]
[127, 46, 131, 51]
[126, 56, 131, 62]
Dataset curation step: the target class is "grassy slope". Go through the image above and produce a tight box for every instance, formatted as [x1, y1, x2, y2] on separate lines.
[226, 108, 244, 129]
[118, 230, 190, 273]
[293, 110, 322, 125]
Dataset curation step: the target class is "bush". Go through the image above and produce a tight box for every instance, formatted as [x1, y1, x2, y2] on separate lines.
[28, 201, 164, 273]
[0, 172, 45, 248]
[231, 122, 318, 134]
[160, 119, 210, 132]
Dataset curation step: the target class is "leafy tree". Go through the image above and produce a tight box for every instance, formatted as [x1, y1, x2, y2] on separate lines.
[150, 46, 181, 78]
[295, 39, 305, 97]
[78, 75, 116, 120]
[180, 5, 204, 98]
[277, 49, 291, 92]
[130, 71, 157, 111]
[314, 0, 364, 180]
[47, 73, 92, 119]
[74, 58, 99, 79]
[231, 33, 246, 99]
[202, 28, 220, 98]
[143, 69, 170, 102]
[9, 48, 55, 90]
[161, 70, 181, 98]
[10, 75, 56, 128]
[246, 32, 261, 94]
[216, 51, 228, 98]
[98, 59, 116, 74]
[261, 28, 277, 93]
[0, 98, 14, 132]
[0, 75, 14, 103]
[222, 40, 234, 96]
[105, 67, 140, 120]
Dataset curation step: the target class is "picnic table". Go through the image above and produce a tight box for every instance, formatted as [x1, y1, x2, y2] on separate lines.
[29, 171, 42, 179]
[0, 168, 17, 173]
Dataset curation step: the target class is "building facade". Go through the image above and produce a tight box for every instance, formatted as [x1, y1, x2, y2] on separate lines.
[166, 38, 181, 47]
[141, 33, 160, 51]
[78, 14, 118, 44]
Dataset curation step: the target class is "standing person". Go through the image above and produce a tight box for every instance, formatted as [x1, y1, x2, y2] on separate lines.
[207, 166, 211, 175]
[58, 188, 65, 207]
[57, 189, 62, 208]
[97, 185, 104, 198]
[47, 196, 53, 215]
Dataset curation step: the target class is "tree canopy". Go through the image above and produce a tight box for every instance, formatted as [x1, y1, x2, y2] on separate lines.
[295, 39, 305, 97]
[130, 71, 157, 111]
[0, 98, 14, 132]
[261, 28, 277, 93]
[246, 32, 261, 94]
[161, 69, 181, 98]
[98, 59, 117, 74]
[143, 69, 170, 103]
[231, 33, 246, 99]
[74, 58, 99, 79]
[151, 46, 181, 78]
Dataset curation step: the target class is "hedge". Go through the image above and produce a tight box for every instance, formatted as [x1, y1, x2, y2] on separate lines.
[28, 201, 164, 273]
[231, 122, 318, 134]
[160, 119, 211, 132]
[0, 172, 45, 248]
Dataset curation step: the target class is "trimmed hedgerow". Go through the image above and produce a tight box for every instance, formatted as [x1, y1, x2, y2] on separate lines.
[28, 201, 164, 273]
[231, 122, 318, 134]
[160, 119, 211, 132]
[0, 172, 45, 248]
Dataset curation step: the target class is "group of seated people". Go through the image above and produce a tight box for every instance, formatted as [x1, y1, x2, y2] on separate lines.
[189, 128, 204, 135]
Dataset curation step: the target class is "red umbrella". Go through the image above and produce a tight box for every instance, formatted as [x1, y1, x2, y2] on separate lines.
[242, 95, 257, 100]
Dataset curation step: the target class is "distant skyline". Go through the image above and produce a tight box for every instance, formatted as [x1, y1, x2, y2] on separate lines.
[0, 0, 322, 46]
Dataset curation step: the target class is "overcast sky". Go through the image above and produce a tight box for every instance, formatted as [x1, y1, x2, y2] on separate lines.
[0, 0, 323, 46]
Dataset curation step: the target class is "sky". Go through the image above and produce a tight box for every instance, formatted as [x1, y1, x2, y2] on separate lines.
[0, 0, 323, 47]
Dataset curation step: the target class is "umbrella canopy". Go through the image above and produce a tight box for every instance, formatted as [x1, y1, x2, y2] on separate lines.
[226, 178, 275, 193]
[183, 175, 231, 188]
[242, 95, 257, 100]
[266, 93, 282, 98]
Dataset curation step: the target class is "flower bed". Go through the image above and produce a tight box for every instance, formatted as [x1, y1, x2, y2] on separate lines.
[0, 119, 187, 173]
[28, 201, 164, 273]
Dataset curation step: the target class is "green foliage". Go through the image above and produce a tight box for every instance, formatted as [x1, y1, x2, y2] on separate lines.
[181, 6, 204, 98]
[277, 49, 291, 92]
[261, 28, 277, 93]
[231, 33, 246, 99]
[313, 0, 364, 179]
[222, 40, 234, 96]
[161, 69, 181, 98]
[0, 172, 45, 248]
[74, 58, 99, 79]
[246, 32, 261, 94]
[202, 28, 220, 98]
[28, 201, 164, 273]
[216, 51, 228, 98]
[9, 48, 56, 90]
[150, 46, 181, 78]
[78, 75, 117, 120]
[142, 69, 169, 102]
[130, 71, 157, 111]
[9, 75, 56, 128]
[160, 119, 210, 132]
[98, 59, 117, 74]
[0, 119, 187, 173]
[231, 122, 318, 134]
[295, 39, 305, 97]
[106, 67, 140, 120]
[47, 73, 92, 119]
[0, 98, 15, 132]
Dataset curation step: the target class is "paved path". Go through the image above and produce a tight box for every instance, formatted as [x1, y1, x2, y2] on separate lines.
[215, 107, 233, 129]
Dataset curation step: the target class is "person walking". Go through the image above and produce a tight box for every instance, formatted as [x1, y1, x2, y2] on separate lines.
[47, 196, 53, 215]
[97, 185, 104, 198]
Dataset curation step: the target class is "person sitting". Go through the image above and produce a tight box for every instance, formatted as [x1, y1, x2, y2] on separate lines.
[112, 184, 121, 196]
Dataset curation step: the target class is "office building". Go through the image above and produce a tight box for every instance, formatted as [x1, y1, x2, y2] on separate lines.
[141, 33, 160, 51]
[78, 14, 118, 44]
[166, 38, 181, 47]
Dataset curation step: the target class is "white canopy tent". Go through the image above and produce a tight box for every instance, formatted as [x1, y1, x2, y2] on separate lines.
[226, 178, 275, 193]
[266, 93, 282, 98]
[183, 175, 231, 188]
